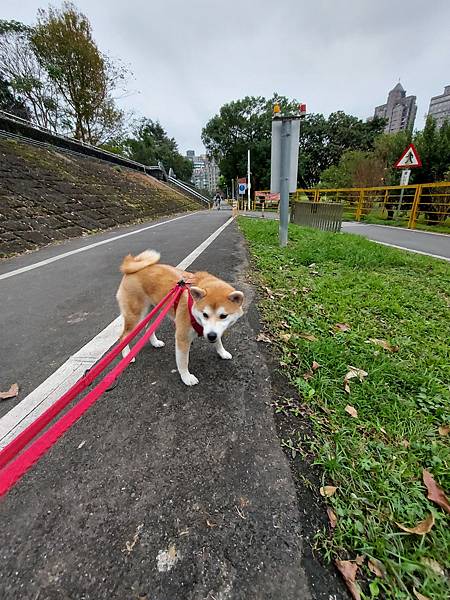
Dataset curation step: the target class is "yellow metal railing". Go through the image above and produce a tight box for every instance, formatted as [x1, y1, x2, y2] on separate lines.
[254, 182, 450, 231]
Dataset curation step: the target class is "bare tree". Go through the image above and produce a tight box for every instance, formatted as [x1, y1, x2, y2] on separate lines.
[0, 20, 63, 130]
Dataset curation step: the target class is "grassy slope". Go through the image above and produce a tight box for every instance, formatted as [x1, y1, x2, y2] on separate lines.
[239, 218, 450, 600]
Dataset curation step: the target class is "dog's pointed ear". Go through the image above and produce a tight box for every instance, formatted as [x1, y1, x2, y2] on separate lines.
[228, 290, 244, 306]
[189, 286, 206, 302]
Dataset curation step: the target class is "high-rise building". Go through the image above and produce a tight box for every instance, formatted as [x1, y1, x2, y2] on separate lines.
[186, 151, 220, 193]
[428, 85, 450, 129]
[374, 83, 417, 133]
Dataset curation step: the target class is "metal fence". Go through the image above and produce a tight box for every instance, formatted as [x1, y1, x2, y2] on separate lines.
[291, 201, 343, 231]
[254, 182, 450, 231]
[295, 183, 450, 231]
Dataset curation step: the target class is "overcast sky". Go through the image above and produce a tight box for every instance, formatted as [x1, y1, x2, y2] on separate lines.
[4, 0, 450, 154]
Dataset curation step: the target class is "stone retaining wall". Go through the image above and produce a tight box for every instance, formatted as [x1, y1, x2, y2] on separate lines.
[0, 137, 201, 258]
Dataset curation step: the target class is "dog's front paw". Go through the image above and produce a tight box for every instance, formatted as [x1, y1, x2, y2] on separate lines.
[151, 340, 165, 348]
[219, 350, 232, 360]
[181, 372, 199, 386]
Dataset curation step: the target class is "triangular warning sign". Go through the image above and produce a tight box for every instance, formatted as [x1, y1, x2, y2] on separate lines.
[394, 143, 422, 168]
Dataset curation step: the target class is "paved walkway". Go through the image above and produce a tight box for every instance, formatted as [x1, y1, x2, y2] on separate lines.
[0, 212, 344, 599]
[240, 211, 449, 260]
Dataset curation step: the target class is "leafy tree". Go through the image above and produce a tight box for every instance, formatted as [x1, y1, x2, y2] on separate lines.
[300, 112, 387, 186]
[202, 96, 386, 191]
[31, 2, 126, 143]
[372, 130, 412, 185]
[125, 118, 193, 180]
[202, 94, 299, 192]
[319, 150, 385, 188]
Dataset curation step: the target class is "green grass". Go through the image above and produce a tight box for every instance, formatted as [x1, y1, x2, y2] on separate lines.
[238, 218, 450, 600]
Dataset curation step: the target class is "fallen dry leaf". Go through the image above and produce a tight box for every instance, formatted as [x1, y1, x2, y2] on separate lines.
[168, 544, 177, 559]
[334, 323, 351, 332]
[345, 405, 358, 418]
[413, 589, 431, 600]
[423, 469, 450, 514]
[303, 370, 314, 381]
[279, 333, 292, 342]
[122, 523, 143, 554]
[262, 285, 274, 298]
[401, 439, 410, 448]
[320, 485, 337, 497]
[344, 366, 368, 394]
[420, 557, 445, 576]
[396, 513, 435, 535]
[299, 332, 318, 342]
[256, 332, 272, 344]
[0, 383, 19, 400]
[366, 338, 399, 352]
[312, 360, 320, 371]
[368, 557, 386, 578]
[438, 425, 449, 436]
[346, 366, 368, 382]
[335, 560, 361, 600]
[355, 555, 365, 566]
[206, 519, 217, 528]
[327, 507, 337, 529]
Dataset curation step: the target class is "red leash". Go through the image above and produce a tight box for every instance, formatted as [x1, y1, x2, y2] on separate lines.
[0, 283, 185, 497]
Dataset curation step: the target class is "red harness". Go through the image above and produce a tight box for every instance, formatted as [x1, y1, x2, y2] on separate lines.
[173, 287, 204, 337]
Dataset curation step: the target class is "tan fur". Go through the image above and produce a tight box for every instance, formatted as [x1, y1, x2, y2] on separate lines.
[116, 250, 244, 385]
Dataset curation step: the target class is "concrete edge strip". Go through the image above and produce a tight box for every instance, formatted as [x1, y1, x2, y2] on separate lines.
[370, 239, 450, 261]
[0, 212, 198, 281]
[0, 217, 235, 448]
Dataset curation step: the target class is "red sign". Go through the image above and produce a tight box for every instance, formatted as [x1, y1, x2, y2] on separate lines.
[394, 144, 422, 169]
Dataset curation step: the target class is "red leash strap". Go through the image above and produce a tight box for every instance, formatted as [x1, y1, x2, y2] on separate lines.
[0, 285, 184, 497]
[0, 285, 180, 472]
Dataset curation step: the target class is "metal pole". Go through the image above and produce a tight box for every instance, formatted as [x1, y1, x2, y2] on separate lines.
[247, 149, 251, 211]
[231, 179, 234, 200]
[279, 119, 291, 247]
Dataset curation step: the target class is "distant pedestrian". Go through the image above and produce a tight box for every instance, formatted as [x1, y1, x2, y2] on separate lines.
[213, 193, 222, 210]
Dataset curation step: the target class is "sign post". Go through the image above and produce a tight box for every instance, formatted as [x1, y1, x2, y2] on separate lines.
[394, 144, 422, 215]
[270, 102, 306, 247]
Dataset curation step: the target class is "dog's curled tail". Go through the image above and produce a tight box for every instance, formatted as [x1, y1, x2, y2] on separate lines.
[120, 250, 161, 274]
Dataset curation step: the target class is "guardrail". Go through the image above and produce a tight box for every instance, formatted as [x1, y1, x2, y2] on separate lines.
[168, 176, 210, 206]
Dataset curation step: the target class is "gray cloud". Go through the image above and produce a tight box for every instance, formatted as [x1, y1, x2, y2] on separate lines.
[4, 0, 450, 153]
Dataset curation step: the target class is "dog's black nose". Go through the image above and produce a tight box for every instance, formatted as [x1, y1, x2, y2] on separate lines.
[207, 332, 217, 342]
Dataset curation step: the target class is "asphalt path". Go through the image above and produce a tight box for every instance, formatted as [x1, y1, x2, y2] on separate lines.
[0, 210, 345, 599]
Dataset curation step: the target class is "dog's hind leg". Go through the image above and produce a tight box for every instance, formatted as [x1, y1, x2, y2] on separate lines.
[117, 288, 148, 362]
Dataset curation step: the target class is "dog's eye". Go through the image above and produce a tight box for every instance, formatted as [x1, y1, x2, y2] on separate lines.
[219, 314, 228, 320]
[203, 312, 209, 319]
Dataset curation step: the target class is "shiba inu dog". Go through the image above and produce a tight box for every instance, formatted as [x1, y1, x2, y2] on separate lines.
[116, 250, 244, 386]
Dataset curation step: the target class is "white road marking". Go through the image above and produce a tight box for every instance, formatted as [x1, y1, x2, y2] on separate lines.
[370, 240, 449, 261]
[0, 217, 235, 449]
[0, 212, 198, 281]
